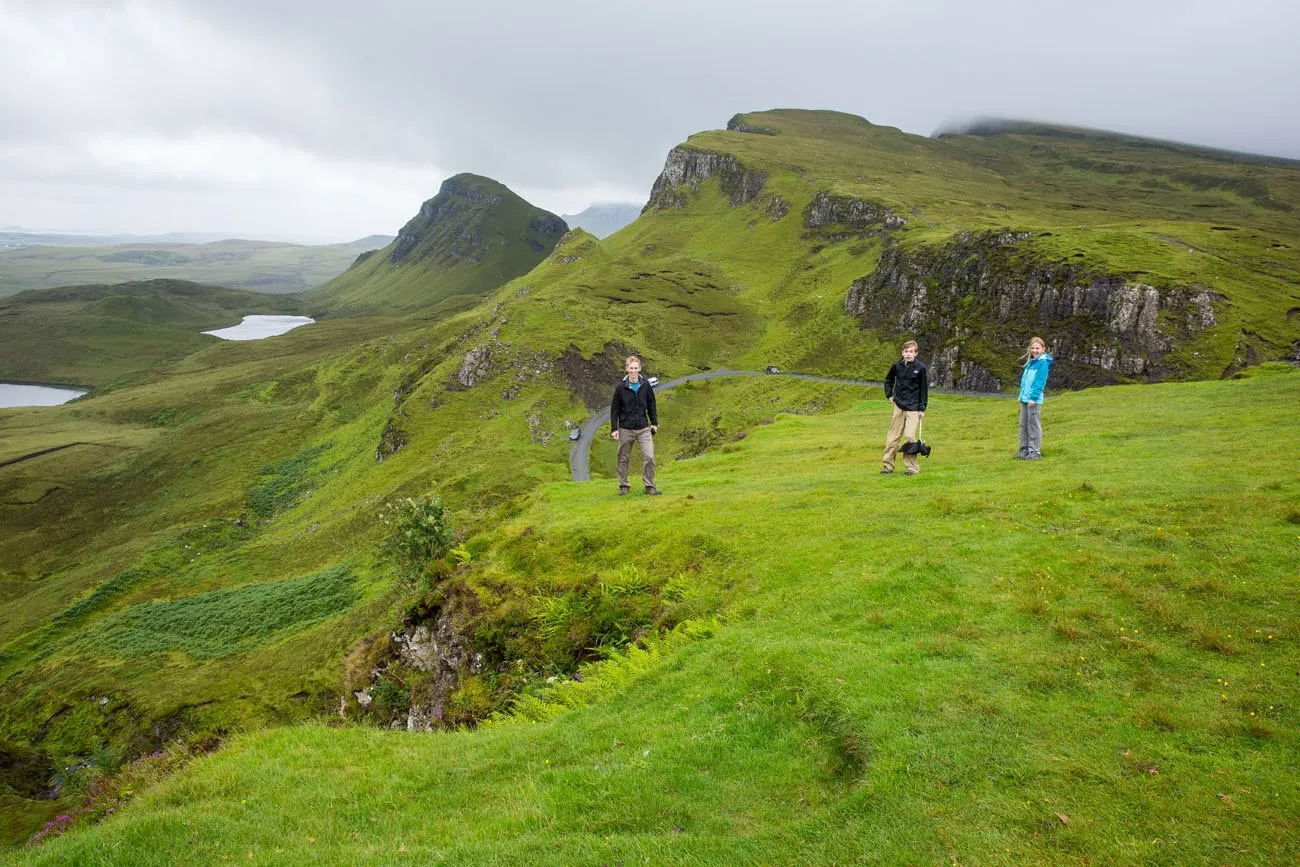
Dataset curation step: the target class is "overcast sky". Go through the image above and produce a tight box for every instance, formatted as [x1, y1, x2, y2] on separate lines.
[2, 0, 1297, 242]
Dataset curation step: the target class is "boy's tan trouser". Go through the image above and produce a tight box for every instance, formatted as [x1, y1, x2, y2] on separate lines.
[616, 427, 656, 490]
[882, 405, 921, 473]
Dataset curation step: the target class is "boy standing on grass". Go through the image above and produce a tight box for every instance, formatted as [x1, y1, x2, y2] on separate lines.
[610, 355, 660, 496]
[881, 340, 928, 476]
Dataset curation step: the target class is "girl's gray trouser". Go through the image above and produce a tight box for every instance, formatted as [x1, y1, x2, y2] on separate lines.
[1018, 402, 1042, 455]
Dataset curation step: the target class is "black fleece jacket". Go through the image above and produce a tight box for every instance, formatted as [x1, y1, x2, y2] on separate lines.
[610, 377, 657, 430]
[884, 359, 928, 411]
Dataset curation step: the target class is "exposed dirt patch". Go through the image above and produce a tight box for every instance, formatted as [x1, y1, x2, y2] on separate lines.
[560, 340, 639, 409]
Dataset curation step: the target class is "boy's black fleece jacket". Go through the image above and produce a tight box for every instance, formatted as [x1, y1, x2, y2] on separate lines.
[884, 360, 928, 411]
[610, 378, 658, 430]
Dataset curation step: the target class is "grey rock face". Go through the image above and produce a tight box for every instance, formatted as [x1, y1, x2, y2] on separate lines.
[456, 346, 494, 388]
[804, 192, 907, 231]
[438, 177, 503, 205]
[394, 600, 485, 732]
[932, 345, 1002, 392]
[643, 146, 768, 213]
[762, 195, 792, 221]
[845, 230, 1221, 388]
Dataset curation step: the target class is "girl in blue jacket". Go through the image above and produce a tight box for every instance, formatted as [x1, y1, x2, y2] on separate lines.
[1016, 337, 1053, 460]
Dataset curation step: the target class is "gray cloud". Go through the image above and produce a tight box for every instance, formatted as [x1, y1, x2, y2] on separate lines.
[2, 0, 1297, 239]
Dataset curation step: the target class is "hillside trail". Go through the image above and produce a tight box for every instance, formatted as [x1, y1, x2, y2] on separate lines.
[570, 370, 1010, 482]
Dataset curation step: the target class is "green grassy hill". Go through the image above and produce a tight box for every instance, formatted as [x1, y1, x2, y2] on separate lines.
[0, 280, 302, 387]
[11, 367, 1300, 864]
[307, 174, 568, 315]
[0, 239, 382, 298]
[1, 110, 1298, 859]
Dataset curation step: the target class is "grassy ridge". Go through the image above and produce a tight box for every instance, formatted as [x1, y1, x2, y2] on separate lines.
[308, 174, 568, 314]
[16, 367, 1298, 864]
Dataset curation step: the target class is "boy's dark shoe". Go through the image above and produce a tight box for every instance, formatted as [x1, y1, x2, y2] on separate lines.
[1013, 451, 1028, 460]
[880, 468, 893, 475]
[618, 487, 630, 496]
[904, 469, 920, 476]
[1024, 452, 1042, 461]
[645, 487, 661, 496]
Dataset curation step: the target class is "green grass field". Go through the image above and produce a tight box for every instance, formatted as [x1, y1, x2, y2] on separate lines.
[12, 366, 1297, 864]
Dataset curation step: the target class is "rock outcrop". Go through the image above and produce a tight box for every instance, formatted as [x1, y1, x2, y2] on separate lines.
[804, 191, 907, 232]
[845, 230, 1220, 388]
[455, 345, 495, 388]
[643, 146, 768, 213]
[726, 113, 780, 135]
[394, 597, 485, 731]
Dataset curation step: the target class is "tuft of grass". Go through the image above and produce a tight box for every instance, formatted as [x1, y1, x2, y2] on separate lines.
[81, 566, 357, 660]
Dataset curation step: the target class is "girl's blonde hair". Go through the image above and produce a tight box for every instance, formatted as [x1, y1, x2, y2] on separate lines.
[1020, 336, 1047, 362]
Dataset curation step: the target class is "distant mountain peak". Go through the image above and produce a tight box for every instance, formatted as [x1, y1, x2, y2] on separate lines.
[311, 174, 568, 313]
[388, 173, 565, 267]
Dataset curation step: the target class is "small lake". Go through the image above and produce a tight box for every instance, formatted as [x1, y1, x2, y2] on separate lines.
[0, 383, 88, 408]
[202, 315, 315, 341]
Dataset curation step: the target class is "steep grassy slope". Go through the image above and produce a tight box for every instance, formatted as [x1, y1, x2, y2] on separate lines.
[0, 280, 302, 387]
[0, 239, 381, 298]
[14, 368, 1299, 864]
[0, 301, 867, 846]
[308, 174, 568, 314]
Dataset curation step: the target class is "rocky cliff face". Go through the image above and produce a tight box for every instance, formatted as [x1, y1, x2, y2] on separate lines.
[804, 191, 907, 232]
[845, 231, 1220, 389]
[643, 146, 768, 213]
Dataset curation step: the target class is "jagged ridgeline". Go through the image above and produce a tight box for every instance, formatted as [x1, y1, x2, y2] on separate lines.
[307, 173, 568, 314]
[564, 108, 1297, 388]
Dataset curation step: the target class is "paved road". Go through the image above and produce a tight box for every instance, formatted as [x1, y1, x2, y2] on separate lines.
[569, 369, 1011, 482]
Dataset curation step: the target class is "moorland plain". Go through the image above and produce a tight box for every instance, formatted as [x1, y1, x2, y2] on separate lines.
[0, 237, 390, 299]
